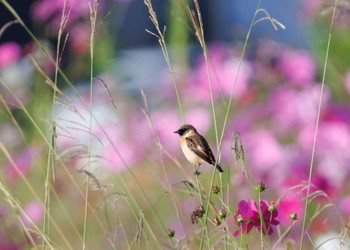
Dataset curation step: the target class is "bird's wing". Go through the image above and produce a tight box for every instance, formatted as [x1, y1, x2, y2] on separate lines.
[186, 135, 216, 165]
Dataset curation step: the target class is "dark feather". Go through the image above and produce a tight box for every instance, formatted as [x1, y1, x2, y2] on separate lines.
[186, 135, 216, 165]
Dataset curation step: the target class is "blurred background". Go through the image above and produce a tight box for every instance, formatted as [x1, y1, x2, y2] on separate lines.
[1, 0, 350, 249]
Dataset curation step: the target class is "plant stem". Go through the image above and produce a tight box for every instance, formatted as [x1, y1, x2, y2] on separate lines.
[300, 0, 338, 248]
[83, 1, 99, 249]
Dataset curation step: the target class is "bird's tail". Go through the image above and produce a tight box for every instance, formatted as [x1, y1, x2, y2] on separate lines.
[215, 163, 224, 173]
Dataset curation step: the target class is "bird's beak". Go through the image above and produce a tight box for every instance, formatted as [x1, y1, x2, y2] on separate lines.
[174, 129, 180, 134]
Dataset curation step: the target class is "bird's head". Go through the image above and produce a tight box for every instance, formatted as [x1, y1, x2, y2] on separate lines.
[174, 124, 196, 137]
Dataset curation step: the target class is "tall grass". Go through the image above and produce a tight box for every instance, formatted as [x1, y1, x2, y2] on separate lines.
[300, 0, 339, 248]
[0, 0, 346, 248]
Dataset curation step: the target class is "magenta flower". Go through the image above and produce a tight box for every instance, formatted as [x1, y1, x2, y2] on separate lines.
[190, 205, 205, 224]
[188, 43, 251, 103]
[21, 201, 44, 226]
[0, 42, 21, 69]
[345, 71, 350, 95]
[278, 49, 316, 85]
[233, 199, 279, 236]
[233, 199, 259, 236]
[256, 200, 280, 235]
[278, 195, 304, 226]
[5, 148, 38, 183]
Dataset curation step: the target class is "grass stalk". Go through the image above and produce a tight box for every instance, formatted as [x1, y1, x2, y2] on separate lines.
[42, 1, 69, 248]
[82, 1, 99, 249]
[1, 78, 116, 246]
[186, 1, 219, 247]
[0, 94, 85, 244]
[144, 0, 185, 123]
[300, 1, 338, 248]
[258, 192, 264, 250]
[217, 0, 262, 157]
[0, 143, 73, 249]
[1, 0, 168, 248]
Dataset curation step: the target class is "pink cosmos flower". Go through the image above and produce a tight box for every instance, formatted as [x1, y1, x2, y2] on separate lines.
[31, 0, 90, 23]
[185, 108, 211, 134]
[69, 23, 91, 55]
[233, 199, 279, 236]
[5, 148, 38, 184]
[151, 109, 182, 152]
[114, 0, 133, 2]
[269, 84, 330, 132]
[278, 195, 303, 226]
[243, 130, 289, 186]
[298, 121, 350, 185]
[339, 196, 350, 217]
[0, 42, 21, 69]
[257, 200, 280, 235]
[188, 44, 251, 102]
[21, 201, 44, 226]
[301, 0, 323, 19]
[345, 71, 350, 95]
[278, 49, 316, 85]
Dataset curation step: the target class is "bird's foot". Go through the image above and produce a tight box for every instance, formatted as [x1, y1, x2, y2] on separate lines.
[194, 170, 201, 176]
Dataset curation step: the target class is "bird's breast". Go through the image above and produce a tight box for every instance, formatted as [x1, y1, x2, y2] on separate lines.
[180, 138, 203, 164]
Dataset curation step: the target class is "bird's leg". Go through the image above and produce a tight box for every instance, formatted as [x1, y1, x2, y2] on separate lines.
[194, 163, 201, 176]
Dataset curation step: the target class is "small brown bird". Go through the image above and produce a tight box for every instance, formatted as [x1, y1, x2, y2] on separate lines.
[174, 124, 223, 175]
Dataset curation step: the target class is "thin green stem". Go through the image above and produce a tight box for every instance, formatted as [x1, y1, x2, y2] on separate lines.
[219, 173, 227, 250]
[42, 1, 68, 248]
[258, 192, 264, 250]
[186, 1, 219, 248]
[300, 1, 338, 249]
[192, 165, 210, 248]
[217, 0, 262, 157]
[0, 143, 73, 249]
[83, 1, 99, 249]
[144, 0, 185, 123]
[199, 169, 217, 250]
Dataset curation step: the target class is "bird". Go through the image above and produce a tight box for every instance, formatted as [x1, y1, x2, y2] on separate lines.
[174, 124, 223, 175]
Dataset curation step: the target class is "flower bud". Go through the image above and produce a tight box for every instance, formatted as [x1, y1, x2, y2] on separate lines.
[212, 185, 220, 194]
[167, 229, 175, 238]
[289, 213, 298, 221]
[255, 181, 266, 192]
[219, 209, 227, 219]
[213, 216, 221, 226]
[237, 214, 244, 223]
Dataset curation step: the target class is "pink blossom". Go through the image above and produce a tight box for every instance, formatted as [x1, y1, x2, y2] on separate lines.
[298, 121, 350, 185]
[69, 23, 90, 55]
[168, 218, 186, 239]
[96, 122, 143, 172]
[21, 201, 44, 226]
[188, 44, 251, 102]
[152, 109, 182, 152]
[31, 0, 90, 23]
[185, 108, 211, 134]
[5, 148, 37, 183]
[256, 200, 280, 235]
[339, 196, 350, 216]
[106, 142, 136, 172]
[31, 0, 61, 21]
[31, 0, 97, 34]
[233, 199, 258, 236]
[278, 49, 316, 85]
[233, 199, 279, 236]
[244, 130, 285, 172]
[301, 0, 323, 19]
[269, 84, 330, 132]
[278, 194, 303, 226]
[0, 42, 21, 69]
[345, 71, 350, 95]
